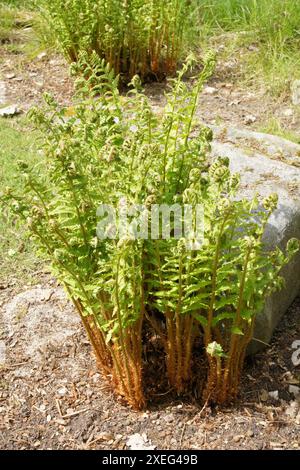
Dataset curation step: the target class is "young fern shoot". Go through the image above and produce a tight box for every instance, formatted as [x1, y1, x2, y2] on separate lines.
[1, 53, 298, 408]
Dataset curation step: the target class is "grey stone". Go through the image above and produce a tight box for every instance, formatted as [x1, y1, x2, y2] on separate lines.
[0, 340, 6, 365]
[203, 86, 218, 95]
[5, 73, 16, 80]
[2, 287, 81, 361]
[37, 51, 47, 60]
[283, 108, 294, 117]
[211, 125, 300, 353]
[126, 433, 156, 450]
[243, 114, 256, 125]
[289, 385, 300, 397]
[291, 80, 300, 105]
[0, 81, 6, 106]
[0, 105, 21, 117]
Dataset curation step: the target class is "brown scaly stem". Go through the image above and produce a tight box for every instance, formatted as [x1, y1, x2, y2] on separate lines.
[175, 314, 183, 392]
[150, 243, 184, 390]
[65, 291, 126, 392]
[66, 274, 143, 407]
[122, 317, 145, 410]
[115, 261, 142, 408]
[182, 315, 195, 384]
[175, 252, 184, 392]
[70, 296, 111, 373]
[131, 314, 145, 408]
[66, 292, 130, 400]
[203, 357, 219, 402]
[221, 246, 252, 402]
[231, 318, 255, 398]
[204, 246, 254, 404]
[165, 313, 194, 393]
[205, 216, 229, 347]
[165, 310, 177, 388]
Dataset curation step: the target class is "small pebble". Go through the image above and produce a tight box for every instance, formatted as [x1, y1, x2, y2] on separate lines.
[269, 390, 279, 400]
[203, 86, 218, 95]
[244, 114, 257, 125]
[97, 431, 114, 441]
[37, 52, 47, 60]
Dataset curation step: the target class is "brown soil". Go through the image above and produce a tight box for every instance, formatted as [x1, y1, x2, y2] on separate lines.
[0, 44, 300, 450]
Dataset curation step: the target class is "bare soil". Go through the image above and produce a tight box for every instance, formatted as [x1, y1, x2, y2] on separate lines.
[0, 46, 300, 450]
[1, 46, 300, 136]
[0, 280, 299, 450]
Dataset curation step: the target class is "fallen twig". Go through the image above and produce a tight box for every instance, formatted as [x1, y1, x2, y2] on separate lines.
[61, 408, 89, 419]
[55, 398, 63, 417]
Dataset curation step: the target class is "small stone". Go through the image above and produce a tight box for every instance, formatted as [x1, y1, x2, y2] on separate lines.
[37, 52, 47, 60]
[34, 441, 41, 447]
[5, 73, 15, 79]
[0, 81, 6, 105]
[92, 373, 101, 382]
[292, 340, 300, 366]
[97, 431, 114, 441]
[0, 340, 6, 365]
[54, 418, 67, 426]
[260, 389, 269, 402]
[41, 289, 53, 301]
[283, 108, 293, 117]
[289, 385, 300, 397]
[126, 433, 156, 450]
[285, 401, 299, 419]
[0, 105, 21, 117]
[270, 442, 283, 449]
[246, 430, 254, 438]
[269, 390, 279, 400]
[46, 414, 51, 422]
[233, 435, 243, 443]
[248, 45, 259, 52]
[244, 114, 256, 125]
[229, 99, 241, 106]
[291, 80, 300, 105]
[163, 414, 174, 423]
[203, 86, 218, 95]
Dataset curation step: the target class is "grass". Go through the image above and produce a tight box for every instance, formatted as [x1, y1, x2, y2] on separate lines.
[259, 117, 300, 144]
[0, 117, 41, 285]
[0, 0, 55, 58]
[197, 0, 300, 96]
[0, 3, 16, 43]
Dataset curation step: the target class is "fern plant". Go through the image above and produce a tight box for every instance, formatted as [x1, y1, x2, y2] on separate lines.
[37, 0, 195, 81]
[1, 53, 298, 408]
